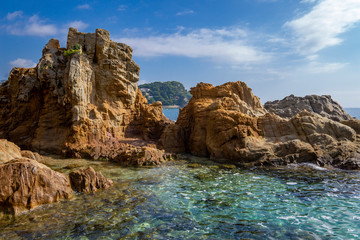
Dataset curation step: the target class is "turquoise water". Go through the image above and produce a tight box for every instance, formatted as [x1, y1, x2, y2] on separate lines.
[345, 108, 360, 119]
[162, 108, 179, 121]
[2, 157, 360, 239]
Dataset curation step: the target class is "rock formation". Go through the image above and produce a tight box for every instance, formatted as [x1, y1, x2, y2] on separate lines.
[161, 81, 360, 169]
[0, 28, 170, 161]
[110, 145, 167, 166]
[264, 94, 352, 121]
[0, 158, 73, 216]
[0, 139, 42, 164]
[69, 167, 113, 193]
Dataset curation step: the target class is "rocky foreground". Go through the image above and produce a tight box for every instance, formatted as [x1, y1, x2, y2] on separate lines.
[1, 28, 360, 216]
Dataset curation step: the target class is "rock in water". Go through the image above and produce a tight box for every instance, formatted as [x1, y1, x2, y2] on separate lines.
[264, 94, 352, 121]
[69, 167, 113, 193]
[161, 82, 360, 169]
[0, 158, 73, 216]
[0, 28, 169, 158]
[110, 146, 166, 166]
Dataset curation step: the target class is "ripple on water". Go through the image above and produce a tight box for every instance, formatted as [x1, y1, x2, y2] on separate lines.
[1, 158, 360, 239]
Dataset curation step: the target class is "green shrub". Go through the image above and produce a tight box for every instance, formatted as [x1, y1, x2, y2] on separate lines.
[64, 44, 82, 56]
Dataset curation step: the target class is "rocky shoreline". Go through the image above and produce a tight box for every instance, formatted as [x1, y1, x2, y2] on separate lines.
[1, 28, 359, 216]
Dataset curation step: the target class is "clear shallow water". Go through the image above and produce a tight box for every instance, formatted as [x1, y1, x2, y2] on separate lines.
[2, 157, 360, 239]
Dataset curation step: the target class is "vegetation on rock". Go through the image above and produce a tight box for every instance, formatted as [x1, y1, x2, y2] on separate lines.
[139, 81, 191, 107]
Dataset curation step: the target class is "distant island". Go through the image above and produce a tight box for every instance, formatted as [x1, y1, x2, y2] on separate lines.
[139, 81, 191, 108]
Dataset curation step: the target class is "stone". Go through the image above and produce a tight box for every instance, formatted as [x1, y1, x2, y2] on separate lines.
[264, 94, 352, 121]
[21, 150, 42, 162]
[0, 158, 73, 216]
[69, 167, 113, 193]
[0, 28, 170, 159]
[0, 139, 22, 163]
[161, 81, 360, 169]
[110, 146, 166, 166]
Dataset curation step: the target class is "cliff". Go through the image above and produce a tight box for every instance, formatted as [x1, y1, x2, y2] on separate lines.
[264, 94, 352, 121]
[161, 81, 360, 169]
[0, 28, 170, 159]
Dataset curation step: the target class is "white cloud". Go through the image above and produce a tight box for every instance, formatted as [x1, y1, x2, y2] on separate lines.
[66, 21, 89, 31]
[77, 4, 91, 10]
[176, 10, 195, 16]
[300, 0, 317, 3]
[5, 14, 57, 36]
[6, 11, 23, 21]
[285, 0, 360, 55]
[115, 27, 269, 64]
[118, 5, 127, 11]
[9, 58, 36, 68]
[306, 61, 347, 73]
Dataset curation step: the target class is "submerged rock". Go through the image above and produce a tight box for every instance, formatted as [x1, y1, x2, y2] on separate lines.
[161, 81, 360, 169]
[264, 94, 352, 121]
[69, 167, 113, 193]
[0, 158, 73, 216]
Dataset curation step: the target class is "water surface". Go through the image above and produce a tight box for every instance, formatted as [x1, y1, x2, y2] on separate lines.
[1, 157, 360, 239]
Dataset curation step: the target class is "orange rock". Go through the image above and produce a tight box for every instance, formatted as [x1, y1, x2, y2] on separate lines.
[0, 158, 73, 216]
[69, 167, 113, 193]
[0, 28, 170, 159]
[161, 81, 360, 169]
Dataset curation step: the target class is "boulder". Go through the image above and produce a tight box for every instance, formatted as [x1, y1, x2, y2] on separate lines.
[0, 158, 73, 216]
[161, 81, 360, 169]
[69, 167, 113, 193]
[264, 94, 352, 121]
[21, 150, 43, 162]
[111, 146, 166, 166]
[0, 28, 170, 159]
[0, 139, 22, 163]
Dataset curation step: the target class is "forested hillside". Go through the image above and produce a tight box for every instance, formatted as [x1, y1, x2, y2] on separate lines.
[139, 81, 191, 107]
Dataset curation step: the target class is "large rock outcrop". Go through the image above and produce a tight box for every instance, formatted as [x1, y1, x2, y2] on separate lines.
[0, 28, 169, 159]
[161, 82, 360, 169]
[0, 158, 73, 216]
[264, 94, 352, 121]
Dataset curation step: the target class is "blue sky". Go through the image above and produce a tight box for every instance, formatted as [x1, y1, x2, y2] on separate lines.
[1, 0, 360, 107]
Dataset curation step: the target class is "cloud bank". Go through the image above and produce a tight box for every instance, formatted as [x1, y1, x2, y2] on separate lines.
[285, 0, 360, 55]
[9, 58, 36, 68]
[116, 27, 269, 64]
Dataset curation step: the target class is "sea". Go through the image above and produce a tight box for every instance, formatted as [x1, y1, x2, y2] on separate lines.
[2, 157, 360, 239]
[1, 108, 360, 239]
[163, 108, 360, 121]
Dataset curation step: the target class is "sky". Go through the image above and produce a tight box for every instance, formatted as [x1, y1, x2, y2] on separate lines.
[1, 0, 360, 107]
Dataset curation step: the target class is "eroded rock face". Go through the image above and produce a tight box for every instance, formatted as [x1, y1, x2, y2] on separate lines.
[264, 94, 352, 121]
[69, 167, 113, 193]
[0, 158, 73, 216]
[0, 28, 169, 158]
[161, 81, 360, 169]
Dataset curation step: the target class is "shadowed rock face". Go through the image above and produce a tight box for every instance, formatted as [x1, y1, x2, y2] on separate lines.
[264, 94, 352, 122]
[0, 158, 73, 216]
[161, 82, 360, 169]
[0, 28, 169, 158]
